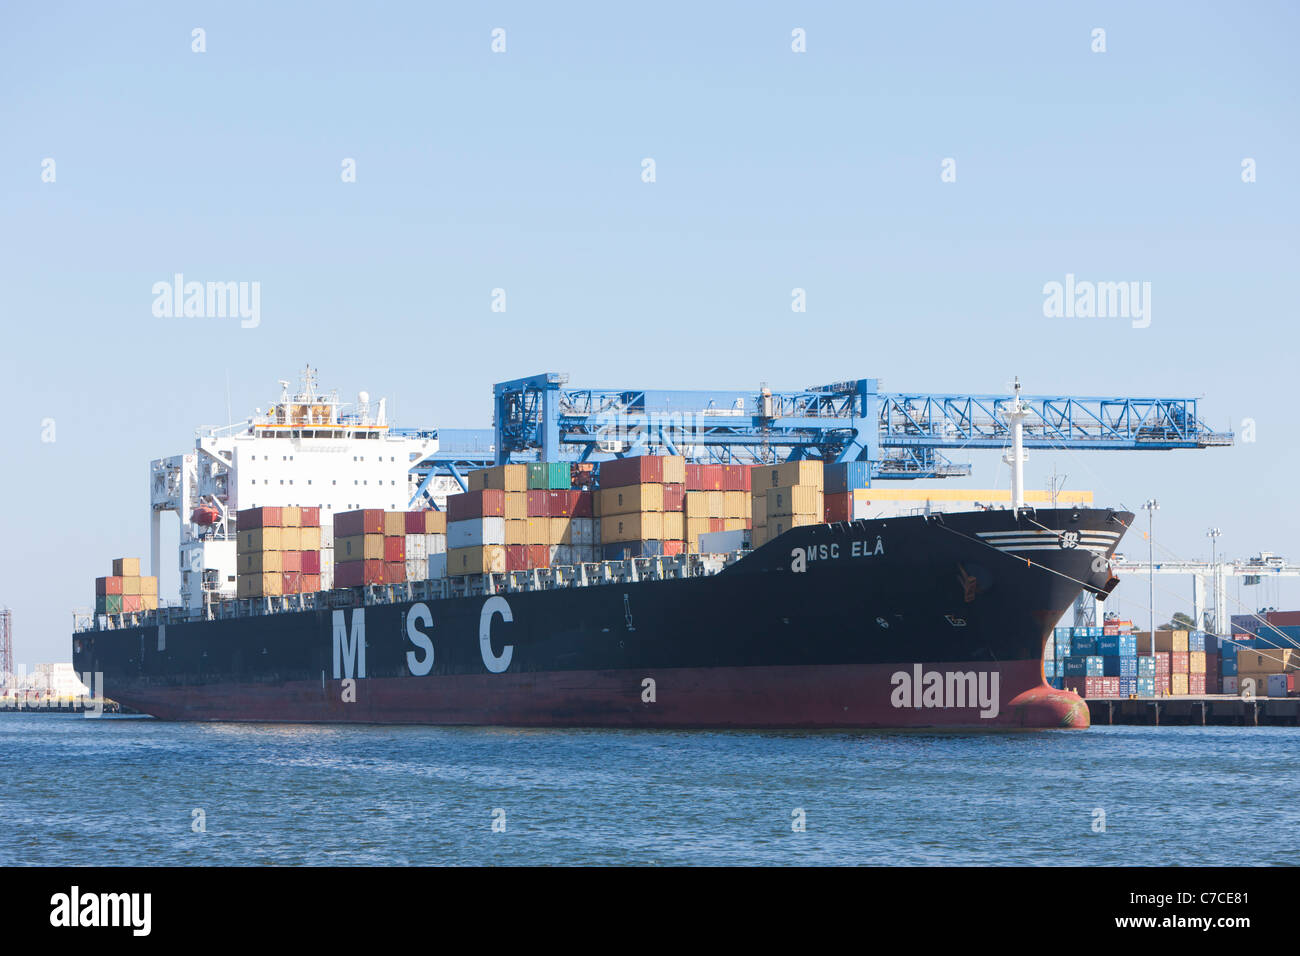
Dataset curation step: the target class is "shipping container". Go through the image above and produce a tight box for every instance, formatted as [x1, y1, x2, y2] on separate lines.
[766, 514, 818, 538]
[337, 534, 384, 561]
[235, 507, 282, 531]
[384, 561, 406, 584]
[280, 506, 302, 528]
[699, 529, 748, 553]
[505, 544, 528, 572]
[685, 464, 724, 491]
[723, 491, 748, 520]
[239, 528, 283, 553]
[242, 550, 286, 574]
[1100, 655, 1137, 678]
[522, 491, 546, 518]
[334, 509, 384, 537]
[1136, 677, 1156, 697]
[662, 483, 686, 512]
[570, 490, 595, 518]
[95, 576, 124, 596]
[601, 540, 664, 560]
[545, 489, 575, 517]
[526, 516, 549, 547]
[1170, 651, 1189, 673]
[468, 464, 527, 493]
[447, 545, 507, 576]
[237, 572, 284, 598]
[427, 554, 447, 579]
[503, 519, 527, 546]
[823, 462, 871, 495]
[602, 512, 664, 543]
[404, 511, 429, 535]
[599, 484, 664, 516]
[279, 527, 302, 551]
[1098, 634, 1137, 657]
[600, 456, 663, 488]
[447, 489, 507, 522]
[527, 462, 572, 490]
[447, 517, 507, 548]
[299, 526, 322, 552]
[301, 506, 321, 528]
[281, 571, 302, 594]
[384, 536, 406, 562]
[423, 511, 447, 535]
[1137, 656, 1156, 677]
[1136, 629, 1189, 654]
[301, 550, 321, 574]
[1188, 674, 1206, 695]
[1222, 676, 1239, 695]
[1170, 673, 1189, 696]
[755, 461, 824, 491]
[720, 464, 751, 492]
[684, 490, 724, 520]
[766, 485, 823, 519]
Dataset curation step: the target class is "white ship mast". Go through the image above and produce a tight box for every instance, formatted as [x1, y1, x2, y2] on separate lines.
[1003, 377, 1029, 511]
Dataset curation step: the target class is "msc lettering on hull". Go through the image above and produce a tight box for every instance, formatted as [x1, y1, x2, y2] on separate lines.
[890, 664, 1000, 719]
[790, 537, 884, 573]
[394, 598, 516, 676]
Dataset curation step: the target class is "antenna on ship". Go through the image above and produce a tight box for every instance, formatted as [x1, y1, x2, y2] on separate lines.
[1003, 377, 1029, 511]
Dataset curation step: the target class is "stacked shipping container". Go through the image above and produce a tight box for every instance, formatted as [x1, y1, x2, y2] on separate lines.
[751, 461, 824, 548]
[236, 506, 323, 597]
[599, 455, 686, 560]
[95, 557, 158, 615]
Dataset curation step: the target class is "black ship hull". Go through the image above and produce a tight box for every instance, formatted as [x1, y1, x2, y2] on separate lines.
[73, 508, 1130, 729]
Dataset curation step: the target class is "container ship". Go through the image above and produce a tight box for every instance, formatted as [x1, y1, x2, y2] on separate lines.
[72, 372, 1130, 729]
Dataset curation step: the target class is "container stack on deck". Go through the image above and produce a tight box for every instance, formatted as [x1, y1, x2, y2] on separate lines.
[403, 510, 447, 581]
[333, 509, 390, 587]
[237, 506, 321, 597]
[822, 462, 872, 522]
[598, 455, 686, 560]
[752, 461, 824, 547]
[95, 558, 158, 615]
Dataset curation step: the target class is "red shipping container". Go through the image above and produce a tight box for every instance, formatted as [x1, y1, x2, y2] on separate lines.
[237, 506, 282, 530]
[1289, 674, 1298, 695]
[721, 464, 751, 492]
[302, 573, 321, 593]
[1155, 676, 1170, 695]
[1265, 610, 1300, 626]
[1171, 651, 1189, 673]
[334, 559, 384, 587]
[404, 511, 428, 534]
[122, 594, 142, 613]
[824, 493, 852, 523]
[335, 509, 384, 537]
[301, 550, 321, 573]
[96, 576, 124, 596]
[685, 464, 724, 491]
[570, 490, 594, 518]
[282, 550, 302, 572]
[545, 490, 573, 517]
[1188, 674, 1206, 695]
[663, 540, 684, 556]
[1154, 652, 1171, 675]
[384, 561, 406, 584]
[300, 506, 321, 528]
[662, 483, 685, 512]
[526, 490, 549, 516]
[281, 571, 301, 594]
[447, 489, 506, 522]
[384, 536, 406, 562]
[600, 456, 663, 488]
[527, 545, 550, 569]
[708, 518, 725, 533]
[1103, 625, 1119, 635]
[505, 545, 528, 572]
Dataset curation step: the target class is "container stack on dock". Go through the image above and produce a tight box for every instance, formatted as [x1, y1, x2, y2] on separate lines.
[752, 461, 824, 548]
[237, 506, 322, 597]
[598, 455, 686, 560]
[95, 558, 158, 615]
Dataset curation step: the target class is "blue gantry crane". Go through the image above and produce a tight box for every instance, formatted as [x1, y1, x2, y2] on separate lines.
[487, 372, 1233, 478]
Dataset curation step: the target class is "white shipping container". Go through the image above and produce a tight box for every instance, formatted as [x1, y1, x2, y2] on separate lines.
[405, 557, 428, 581]
[428, 533, 446, 555]
[447, 517, 506, 547]
[407, 535, 428, 559]
[1267, 673, 1289, 698]
[571, 518, 596, 546]
[428, 553, 447, 579]
[551, 545, 574, 566]
[1223, 676, 1239, 695]
[699, 529, 749, 554]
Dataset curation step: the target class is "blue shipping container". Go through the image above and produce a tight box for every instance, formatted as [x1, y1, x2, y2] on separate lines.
[1136, 677, 1156, 697]
[1188, 631, 1206, 652]
[600, 540, 664, 560]
[1119, 678, 1137, 697]
[1070, 635, 1100, 655]
[1101, 655, 1138, 678]
[1220, 656, 1238, 676]
[1099, 634, 1137, 656]
[823, 462, 871, 495]
[1137, 657, 1156, 677]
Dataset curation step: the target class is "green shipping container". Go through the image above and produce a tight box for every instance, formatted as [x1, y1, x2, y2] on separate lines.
[97, 594, 123, 614]
[527, 462, 570, 489]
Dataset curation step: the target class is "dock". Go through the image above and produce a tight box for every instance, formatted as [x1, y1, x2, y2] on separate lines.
[1086, 695, 1300, 726]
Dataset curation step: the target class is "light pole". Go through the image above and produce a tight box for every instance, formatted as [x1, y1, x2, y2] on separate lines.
[1143, 499, 1159, 689]
[1207, 527, 1222, 633]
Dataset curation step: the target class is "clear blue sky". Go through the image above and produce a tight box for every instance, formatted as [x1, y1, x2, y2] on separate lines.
[2, 2, 1297, 663]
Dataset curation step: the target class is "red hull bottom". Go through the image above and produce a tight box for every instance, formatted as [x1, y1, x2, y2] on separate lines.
[117, 660, 1089, 730]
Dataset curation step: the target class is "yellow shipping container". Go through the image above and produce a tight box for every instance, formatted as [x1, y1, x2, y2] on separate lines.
[685, 517, 710, 541]
[685, 491, 724, 520]
[1136, 630, 1190, 654]
[280, 527, 302, 551]
[549, 517, 571, 545]
[238, 551, 284, 574]
[755, 461, 824, 491]
[661, 455, 686, 485]
[423, 511, 447, 534]
[140, 594, 159, 611]
[112, 557, 140, 577]
[140, 576, 158, 595]
[504, 519, 528, 546]
[724, 518, 747, 532]
[469, 464, 527, 493]
[300, 526, 322, 552]
[238, 572, 283, 598]
[526, 517, 550, 546]
[723, 491, 747, 520]
[599, 484, 663, 516]
[448, 545, 506, 576]
[662, 512, 684, 541]
[1170, 673, 1189, 696]
[504, 492, 528, 520]
[337, 534, 384, 561]
[384, 512, 406, 536]
[751, 494, 767, 528]
[239, 528, 282, 553]
[1237, 649, 1294, 673]
[767, 485, 823, 519]
[602, 512, 663, 543]
[1188, 651, 1207, 674]
[281, 506, 302, 528]
[751, 525, 767, 548]
[768, 514, 819, 538]
[122, 576, 142, 596]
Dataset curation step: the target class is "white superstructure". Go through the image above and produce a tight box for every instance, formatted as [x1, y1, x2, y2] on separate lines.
[149, 368, 441, 613]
